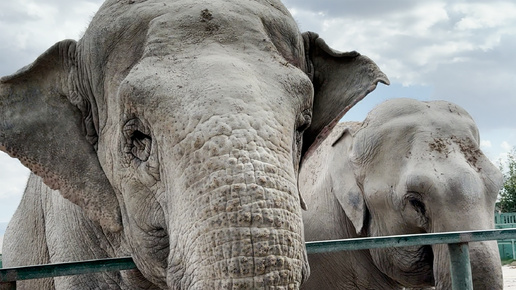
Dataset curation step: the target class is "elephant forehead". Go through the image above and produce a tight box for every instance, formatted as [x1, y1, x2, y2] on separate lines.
[356, 105, 478, 150]
[87, 0, 301, 59]
[116, 56, 304, 123]
[138, 0, 305, 71]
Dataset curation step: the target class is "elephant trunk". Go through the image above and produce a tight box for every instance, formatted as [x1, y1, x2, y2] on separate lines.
[165, 117, 309, 288]
[432, 241, 502, 289]
[178, 212, 307, 288]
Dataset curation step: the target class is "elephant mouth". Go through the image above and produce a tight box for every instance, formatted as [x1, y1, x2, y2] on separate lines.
[403, 244, 435, 287]
[372, 244, 435, 287]
[417, 245, 435, 275]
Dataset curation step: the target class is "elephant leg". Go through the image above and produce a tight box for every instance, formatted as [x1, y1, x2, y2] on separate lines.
[40, 176, 157, 290]
[3, 174, 54, 289]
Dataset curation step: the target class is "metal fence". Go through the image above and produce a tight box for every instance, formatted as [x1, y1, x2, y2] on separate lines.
[2, 228, 516, 289]
[495, 213, 516, 260]
[496, 213, 516, 226]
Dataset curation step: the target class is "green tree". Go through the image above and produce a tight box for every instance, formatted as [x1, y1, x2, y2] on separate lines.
[498, 147, 516, 213]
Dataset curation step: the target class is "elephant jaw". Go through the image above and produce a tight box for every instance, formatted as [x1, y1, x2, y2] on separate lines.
[369, 245, 435, 288]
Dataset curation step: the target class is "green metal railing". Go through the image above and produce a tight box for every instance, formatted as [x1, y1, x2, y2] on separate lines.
[495, 213, 516, 260]
[2, 228, 516, 290]
[0, 257, 136, 290]
[496, 212, 516, 225]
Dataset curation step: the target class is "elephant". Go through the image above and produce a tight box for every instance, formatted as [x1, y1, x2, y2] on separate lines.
[300, 98, 503, 289]
[0, 0, 389, 289]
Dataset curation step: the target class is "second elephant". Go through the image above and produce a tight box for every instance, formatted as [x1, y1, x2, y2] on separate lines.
[300, 98, 503, 289]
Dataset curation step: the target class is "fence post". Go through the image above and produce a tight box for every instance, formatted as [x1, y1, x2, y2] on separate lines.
[512, 239, 516, 260]
[448, 243, 473, 290]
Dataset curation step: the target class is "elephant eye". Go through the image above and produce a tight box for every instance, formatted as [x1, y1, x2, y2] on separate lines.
[123, 119, 152, 162]
[404, 192, 428, 228]
[408, 196, 426, 217]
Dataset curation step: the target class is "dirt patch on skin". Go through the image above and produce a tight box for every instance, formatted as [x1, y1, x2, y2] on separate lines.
[452, 135, 482, 170]
[428, 136, 482, 171]
[429, 137, 451, 157]
[200, 9, 213, 21]
[200, 9, 220, 33]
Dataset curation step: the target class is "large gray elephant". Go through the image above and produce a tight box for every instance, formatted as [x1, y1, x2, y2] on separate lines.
[0, 0, 388, 289]
[300, 98, 503, 289]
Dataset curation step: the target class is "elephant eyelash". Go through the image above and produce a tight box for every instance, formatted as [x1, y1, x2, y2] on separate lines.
[409, 197, 426, 217]
[405, 192, 427, 217]
[403, 192, 429, 229]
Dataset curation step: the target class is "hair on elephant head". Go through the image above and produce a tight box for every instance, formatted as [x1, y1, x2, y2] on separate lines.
[0, 0, 388, 288]
[301, 98, 503, 289]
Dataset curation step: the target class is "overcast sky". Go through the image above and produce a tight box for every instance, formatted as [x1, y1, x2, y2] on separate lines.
[0, 0, 515, 225]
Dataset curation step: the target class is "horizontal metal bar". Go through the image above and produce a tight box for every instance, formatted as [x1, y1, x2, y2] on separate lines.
[306, 228, 516, 254]
[2, 228, 516, 283]
[0, 257, 136, 282]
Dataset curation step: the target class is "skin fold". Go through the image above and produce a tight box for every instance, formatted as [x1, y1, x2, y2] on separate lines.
[0, 0, 388, 289]
[301, 98, 503, 290]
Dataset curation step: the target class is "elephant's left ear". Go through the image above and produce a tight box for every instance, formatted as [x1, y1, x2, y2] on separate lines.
[301, 32, 389, 160]
[0, 40, 122, 232]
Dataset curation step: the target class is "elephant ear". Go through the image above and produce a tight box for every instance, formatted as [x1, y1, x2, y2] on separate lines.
[329, 126, 368, 235]
[0, 40, 122, 232]
[301, 32, 389, 160]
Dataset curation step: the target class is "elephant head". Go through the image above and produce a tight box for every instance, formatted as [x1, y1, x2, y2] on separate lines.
[325, 99, 503, 289]
[0, 0, 388, 288]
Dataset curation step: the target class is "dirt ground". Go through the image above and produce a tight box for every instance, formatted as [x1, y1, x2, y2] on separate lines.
[504, 265, 516, 288]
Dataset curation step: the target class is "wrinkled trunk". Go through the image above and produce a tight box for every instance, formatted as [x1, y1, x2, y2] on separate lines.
[165, 118, 309, 288]
[433, 241, 502, 290]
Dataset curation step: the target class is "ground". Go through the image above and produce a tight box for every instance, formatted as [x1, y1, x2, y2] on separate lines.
[504, 264, 516, 288]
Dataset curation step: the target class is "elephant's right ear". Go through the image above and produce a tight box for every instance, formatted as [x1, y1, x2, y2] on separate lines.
[329, 127, 368, 235]
[301, 32, 389, 160]
[0, 40, 122, 232]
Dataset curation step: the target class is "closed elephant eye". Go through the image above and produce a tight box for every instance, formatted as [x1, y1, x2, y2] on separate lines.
[409, 197, 426, 217]
[403, 192, 429, 228]
[123, 119, 152, 162]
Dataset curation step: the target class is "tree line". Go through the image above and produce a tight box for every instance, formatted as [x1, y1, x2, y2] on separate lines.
[497, 147, 516, 213]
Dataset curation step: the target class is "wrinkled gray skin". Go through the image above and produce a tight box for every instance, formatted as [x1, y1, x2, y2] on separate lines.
[0, 0, 388, 289]
[300, 99, 503, 290]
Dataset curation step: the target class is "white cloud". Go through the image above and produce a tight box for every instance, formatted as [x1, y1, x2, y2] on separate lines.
[501, 141, 513, 152]
[480, 140, 492, 149]
[492, 141, 514, 173]
[453, 2, 516, 30]
[0, 0, 102, 76]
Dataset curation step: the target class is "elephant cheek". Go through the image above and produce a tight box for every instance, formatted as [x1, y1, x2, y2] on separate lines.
[469, 241, 503, 289]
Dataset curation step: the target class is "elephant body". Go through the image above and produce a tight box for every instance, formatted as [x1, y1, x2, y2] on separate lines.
[5, 174, 152, 289]
[0, 0, 388, 289]
[300, 99, 503, 289]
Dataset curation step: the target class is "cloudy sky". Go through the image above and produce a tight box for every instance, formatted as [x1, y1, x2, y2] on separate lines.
[0, 0, 515, 227]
